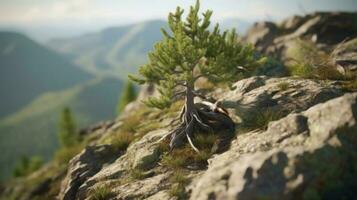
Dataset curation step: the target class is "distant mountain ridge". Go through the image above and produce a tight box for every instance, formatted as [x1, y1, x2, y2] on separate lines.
[0, 31, 93, 119]
[46, 19, 253, 79]
[0, 77, 122, 181]
[0, 32, 123, 181]
[47, 20, 167, 79]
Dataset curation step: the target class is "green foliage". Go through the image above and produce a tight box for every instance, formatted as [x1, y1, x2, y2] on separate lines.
[0, 77, 122, 181]
[129, 168, 146, 180]
[169, 171, 190, 200]
[54, 144, 84, 165]
[169, 184, 188, 200]
[277, 82, 290, 91]
[111, 132, 135, 152]
[58, 107, 78, 148]
[130, 0, 265, 109]
[90, 186, 113, 200]
[161, 132, 217, 169]
[100, 106, 169, 153]
[0, 32, 92, 119]
[242, 108, 285, 130]
[286, 39, 344, 80]
[161, 151, 187, 169]
[194, 133, 219, 149]
[12, 156, 43, 177]
[117, 81, 137, 113]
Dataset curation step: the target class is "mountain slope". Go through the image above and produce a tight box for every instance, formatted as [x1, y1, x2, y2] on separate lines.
[47, 19, 253, 80]
[47, 20, 166, 79]
[0, 32, 93, 119]
[0, 77, 122, 181]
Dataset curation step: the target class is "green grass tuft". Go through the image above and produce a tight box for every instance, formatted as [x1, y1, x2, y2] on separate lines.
[277, 82, 290, 91]
[54, 144, 84, 165]
[111, 132, 135, 151]
[286, 39, 345, 80]
[129, 168, 146, 180]
[169, 171, 190, 200]
[242, 108, 285, 130]
[90, 186, 113, 200]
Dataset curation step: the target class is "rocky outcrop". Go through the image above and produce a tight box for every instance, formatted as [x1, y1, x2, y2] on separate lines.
[332, 38, 357, 74]
[190, 92, 357, 200]
[217, 76, 341, 123]
[244, 12, 357, 62]
[54, 76, 351, 200]
[244, 22, 278, 52]
[59, 144, 121, 200]
[2, 12, 357, 200]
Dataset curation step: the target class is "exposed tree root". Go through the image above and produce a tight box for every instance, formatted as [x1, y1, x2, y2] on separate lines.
[164, 101, 235, 152]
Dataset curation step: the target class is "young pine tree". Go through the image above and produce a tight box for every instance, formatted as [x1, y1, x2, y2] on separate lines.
[117, 81, 137, 114]
[13, 156, 43, 177]
[58, 107, 78, 148]
[129, 0, 265, 152]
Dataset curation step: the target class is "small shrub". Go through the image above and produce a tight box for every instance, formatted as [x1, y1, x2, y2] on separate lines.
[111, 132, 134, 151]
[136, 121, 162, 138]
[129, 168, 146, 180]
[169, 184, 188, 200]
[194, 133, 218, 150]
[55, 144, 84, 165]
[119, 112, 145, 134]
[169, 171, 190, 200]
[277, 82, 290, 91]
[161, 152, 187, 169]
[170, 171, 190, 185]
[91, 186, 112, 200]
[117, 81, 137, 114]
[288, 63, 314, 78]
[13, 156, 44, 177]
[58, 107, 79, 148]
[160, 132, 218, 169]
[286, 39, 344, 80]
[161, 144, 213, 169]
[243, 108, 284, 130]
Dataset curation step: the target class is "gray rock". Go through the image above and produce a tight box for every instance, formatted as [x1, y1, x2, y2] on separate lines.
[59, 144, 120, 200]
[244, 22, 278, 52]
[75, 129, 169, 199]
[220, 76, 341, 123]
[244, 12, 357, 65]
[331, 38, 357, 74]
[304, 92, 357, 144]
[190, 93, 357, 200]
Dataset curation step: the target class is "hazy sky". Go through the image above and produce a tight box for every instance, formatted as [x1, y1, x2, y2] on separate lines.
[0, 0, 356, 41]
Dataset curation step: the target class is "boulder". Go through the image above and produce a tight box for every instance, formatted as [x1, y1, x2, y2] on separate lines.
[331, 38, 357, 74]
[58, 144, 120, 200]
[219, 76, 342, 123]
[190, 93, 357, 200]
[244, 22, 278, 52]
[244, 12, 357, 63]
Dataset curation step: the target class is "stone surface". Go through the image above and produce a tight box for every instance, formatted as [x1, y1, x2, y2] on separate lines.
[2, 11, 357, 200]
[244, 21, 278, 52]
[219, 76, 341, 123]
[59, 144, 120, 200]
[190, 92, 357, 200]
[331, 38, 357, 73]
[244, 12, 357, 66]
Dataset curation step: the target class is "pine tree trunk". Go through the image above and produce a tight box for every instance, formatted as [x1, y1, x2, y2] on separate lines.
[185, 84, 195, 122]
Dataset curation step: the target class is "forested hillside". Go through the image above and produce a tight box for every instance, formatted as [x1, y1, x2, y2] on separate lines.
[0, 32, 93, 119]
